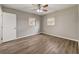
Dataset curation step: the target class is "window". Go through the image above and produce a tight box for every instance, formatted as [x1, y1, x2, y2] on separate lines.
[29, 17, 36, 26]
[47, 17, 55, 26]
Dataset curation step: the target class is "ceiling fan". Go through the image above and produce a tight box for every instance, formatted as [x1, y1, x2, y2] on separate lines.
[32, 4, 48, 12]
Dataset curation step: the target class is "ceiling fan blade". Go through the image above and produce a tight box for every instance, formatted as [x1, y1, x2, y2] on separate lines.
[42, 4, 48, 8]
[31, 4, 48, 12]
[43, 9, 48, 12]
[41, 4, 48, 12]
[42, 5, 48, 12]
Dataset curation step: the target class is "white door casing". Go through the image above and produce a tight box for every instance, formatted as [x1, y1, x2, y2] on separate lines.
[0, 6, 2, 43]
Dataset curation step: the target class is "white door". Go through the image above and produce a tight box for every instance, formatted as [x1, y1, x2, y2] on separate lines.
[3, 12, 16, 42]
[0, 14, 2, 43]
[0, 6, 2, 43]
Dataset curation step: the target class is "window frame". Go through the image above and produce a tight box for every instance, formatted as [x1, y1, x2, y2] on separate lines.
[29, 17, 36, 26]
[47, 17, 55, 26]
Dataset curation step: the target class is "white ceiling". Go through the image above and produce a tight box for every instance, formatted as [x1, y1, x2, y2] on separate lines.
[2, 4, 76, 15]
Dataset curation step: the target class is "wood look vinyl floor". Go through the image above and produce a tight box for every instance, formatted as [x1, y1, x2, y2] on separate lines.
[0, 34, 78, 54]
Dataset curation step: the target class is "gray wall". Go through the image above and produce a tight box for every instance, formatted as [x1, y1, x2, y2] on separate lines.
[2, 7, 41, 38]
[42, 6, 78, 40]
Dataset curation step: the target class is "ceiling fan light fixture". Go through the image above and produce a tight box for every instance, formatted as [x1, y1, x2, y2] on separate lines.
[36, 9, 43, 12]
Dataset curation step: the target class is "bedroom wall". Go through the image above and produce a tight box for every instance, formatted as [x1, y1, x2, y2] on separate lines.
[41, 6, 78, 41]
[2, 7, 41, 38]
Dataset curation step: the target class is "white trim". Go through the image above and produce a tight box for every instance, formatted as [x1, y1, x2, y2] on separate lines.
[1, 33, 40, 43]
[1, 31, 79, 46]
[43, 32, 79, 47]
[42, 32, 79, 42]
[78, 41, 79, 47]
[16, 33, 40, 39]
[16, 32, 79, 42]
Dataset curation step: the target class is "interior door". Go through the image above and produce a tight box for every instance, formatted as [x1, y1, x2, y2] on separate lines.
[0, 6, 2, 43]
[3, 12, 16, 42]
[0, 13, 2, 43]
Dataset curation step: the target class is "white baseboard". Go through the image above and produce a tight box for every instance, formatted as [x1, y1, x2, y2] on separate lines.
[16, 33, 40, 39]
[16, 32, 79, 42]
[42, 32, 79, 42]
[78, 41, 79, 46]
